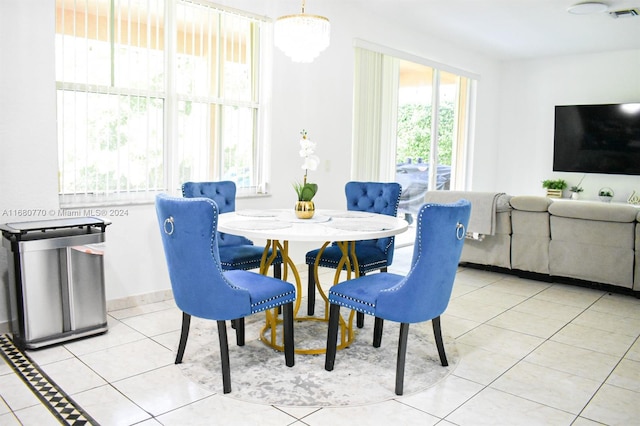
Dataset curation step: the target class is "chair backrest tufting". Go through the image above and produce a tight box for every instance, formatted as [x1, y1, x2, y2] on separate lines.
[345, 181, 401, 217]
[376, 199, 471, 323]
[182, 181, 236, 213]
[181, 181, 252, 247]
[344, 181, 402, 261]
[155, 194, 251, 320]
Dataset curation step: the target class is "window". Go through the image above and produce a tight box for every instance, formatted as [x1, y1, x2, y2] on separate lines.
[55, 0, 266, 206]
[395, 60, 472, 216]
[351, 44, 476, 219]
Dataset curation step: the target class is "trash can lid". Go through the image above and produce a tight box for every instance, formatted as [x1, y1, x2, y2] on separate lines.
[0, 217, 111, 236]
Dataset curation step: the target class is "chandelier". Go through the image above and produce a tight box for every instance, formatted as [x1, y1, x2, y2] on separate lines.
[274, 0, 330, 63]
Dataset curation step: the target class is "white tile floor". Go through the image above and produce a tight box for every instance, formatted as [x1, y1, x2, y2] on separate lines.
[2, 245, 640, 425]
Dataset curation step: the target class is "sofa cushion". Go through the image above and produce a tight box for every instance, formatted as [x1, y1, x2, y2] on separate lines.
[549, 201, 637, 223]
[509, 196, 551, 212]
[512, 236, 550, 274]
[511, 208, 550, 274]
[512, 210, 549, 237]
[462, 235, 511, 269]
[636, 224, 640, 291]
[550, 216, 634, 249]
[549, 241, 633, 288]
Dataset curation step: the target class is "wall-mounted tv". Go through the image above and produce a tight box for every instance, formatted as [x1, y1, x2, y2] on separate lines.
[553, 103, 640, 175]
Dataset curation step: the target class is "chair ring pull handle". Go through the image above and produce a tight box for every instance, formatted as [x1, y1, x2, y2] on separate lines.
[164, 216, 174, 235]
[456, 222, 465, 240]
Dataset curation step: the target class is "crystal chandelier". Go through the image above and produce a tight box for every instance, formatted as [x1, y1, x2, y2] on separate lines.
[274, 0, 330, 63]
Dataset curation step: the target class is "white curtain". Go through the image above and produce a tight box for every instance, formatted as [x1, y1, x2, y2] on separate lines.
[351, 48, 398, 182]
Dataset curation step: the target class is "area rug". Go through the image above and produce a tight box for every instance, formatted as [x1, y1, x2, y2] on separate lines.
[178, 305, 459, 407]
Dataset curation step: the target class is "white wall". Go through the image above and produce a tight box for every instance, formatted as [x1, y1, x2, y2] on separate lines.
[8, 0, 636, 328]
[0, 2, 59, 328]
[265, 1, 504, 202]
[497, 50, 640, 200]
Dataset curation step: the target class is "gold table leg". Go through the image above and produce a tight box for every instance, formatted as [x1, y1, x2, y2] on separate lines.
[260, 239, 359, 355]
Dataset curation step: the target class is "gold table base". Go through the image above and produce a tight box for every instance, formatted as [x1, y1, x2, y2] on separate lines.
[259, 240, 359, 355]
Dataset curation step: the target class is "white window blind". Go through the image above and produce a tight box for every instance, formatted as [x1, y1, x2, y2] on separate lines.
[55, 0, 266, 206]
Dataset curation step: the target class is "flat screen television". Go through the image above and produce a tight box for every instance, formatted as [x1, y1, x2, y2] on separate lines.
[553, 103, 640, 175]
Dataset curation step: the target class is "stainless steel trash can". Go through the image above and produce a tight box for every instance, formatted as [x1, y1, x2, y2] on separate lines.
[1, 217, 111, 349]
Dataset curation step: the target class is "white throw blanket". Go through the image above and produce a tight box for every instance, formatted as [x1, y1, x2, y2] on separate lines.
[423, 191, 506, 236]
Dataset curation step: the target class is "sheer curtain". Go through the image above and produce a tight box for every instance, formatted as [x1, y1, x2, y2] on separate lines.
[351, 47, 399, 182]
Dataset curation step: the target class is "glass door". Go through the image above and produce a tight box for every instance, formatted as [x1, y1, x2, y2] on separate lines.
[395, 60, 471, 223]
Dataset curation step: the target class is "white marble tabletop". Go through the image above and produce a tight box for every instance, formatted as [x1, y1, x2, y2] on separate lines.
[218, 209, 408, 242]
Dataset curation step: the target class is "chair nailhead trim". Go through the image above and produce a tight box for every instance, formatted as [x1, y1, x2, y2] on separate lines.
[331, 293, 375, 308]
[251, 291, 296, 313]
[331, 300, 375, 316]
[251, 290, 296, 308]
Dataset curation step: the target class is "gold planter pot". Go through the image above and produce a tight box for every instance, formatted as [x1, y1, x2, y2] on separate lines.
[546, 189, 562, 198]
[294, 200, 315, 219]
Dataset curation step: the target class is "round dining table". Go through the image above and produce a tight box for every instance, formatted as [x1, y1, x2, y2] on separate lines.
[218, 208, 409, 355]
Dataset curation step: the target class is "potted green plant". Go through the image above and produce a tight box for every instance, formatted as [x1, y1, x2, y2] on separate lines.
[569, 175, 585, 200]
[293, 181, 318, 202]
[542, 179, 567, 198]
[599, 187, 614, 203]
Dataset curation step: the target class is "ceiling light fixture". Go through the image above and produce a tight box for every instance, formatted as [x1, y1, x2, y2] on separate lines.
[274, 0, 330, 63]
[567, 1, 609, 14]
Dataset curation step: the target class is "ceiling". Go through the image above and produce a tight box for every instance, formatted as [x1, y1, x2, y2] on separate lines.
[334, 0, 640, 60]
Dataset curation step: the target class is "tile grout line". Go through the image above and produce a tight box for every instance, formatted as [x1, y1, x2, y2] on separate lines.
[0, 334, 99, 425]
[572, 332, 640, 424]
[443, 279, 606, 423]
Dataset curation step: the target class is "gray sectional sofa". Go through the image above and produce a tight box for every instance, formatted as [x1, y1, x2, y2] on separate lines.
[452, 193, 640, 293]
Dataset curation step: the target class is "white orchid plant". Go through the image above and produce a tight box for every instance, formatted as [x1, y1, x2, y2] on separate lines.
[293, 129, 319, 202]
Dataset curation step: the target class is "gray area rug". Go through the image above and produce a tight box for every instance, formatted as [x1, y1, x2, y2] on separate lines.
[178, 305, 459, 407]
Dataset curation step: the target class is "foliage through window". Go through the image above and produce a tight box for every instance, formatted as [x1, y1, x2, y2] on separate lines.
[55, 0, 265, 206]
[395, 61, 471, 217]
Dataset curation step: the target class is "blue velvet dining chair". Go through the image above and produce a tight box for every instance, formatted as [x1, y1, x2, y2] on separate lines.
[324, 200, 471, 395]
[155, 194, 295, 394]
[182, 181, 283, 278]
[305, 181, 402, 327]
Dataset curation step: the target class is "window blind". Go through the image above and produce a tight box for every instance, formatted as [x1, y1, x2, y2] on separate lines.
[55, 0, 266, 206]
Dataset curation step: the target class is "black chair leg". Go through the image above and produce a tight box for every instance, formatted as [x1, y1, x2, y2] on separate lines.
[235, 317, 245, 346]
[273, 263, 282, 279]
[396, 322, 410, 396]
[324, 304, 341, 371]
[432, 316, 448, 367]
[307, 264, 316, 316]
[282, 302, 295, 367]
[217, 320, 232, 394]
[175, 312, 191, 364]
[357, 312, 365, 328]
[270, 263, 283, 315]
[373, 317, 384, 347]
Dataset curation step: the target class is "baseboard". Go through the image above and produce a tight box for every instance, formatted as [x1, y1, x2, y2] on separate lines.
[0, 290, 174, 338]
[460, 261, 640, 298]
[106, 289, 174, 312]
